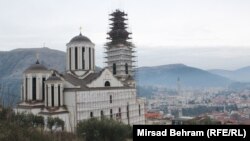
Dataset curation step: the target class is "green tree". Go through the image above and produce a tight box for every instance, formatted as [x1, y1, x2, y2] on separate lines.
[34, 115, 45, 129]
[47, 117, 65, 132]
[77, 118, 131, 141]
[54, 117, 65, 131]
[47, 117, 55, 132]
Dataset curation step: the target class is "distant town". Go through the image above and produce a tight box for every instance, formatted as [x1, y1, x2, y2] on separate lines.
[144, 86, 250, 125]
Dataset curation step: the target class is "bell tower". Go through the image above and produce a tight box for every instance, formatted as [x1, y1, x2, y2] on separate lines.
[105, 9, 136, 81]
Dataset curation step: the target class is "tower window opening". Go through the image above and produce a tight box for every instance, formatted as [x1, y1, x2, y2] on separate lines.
[58, 85, 61, 106]
[113, 63, 116, 75]
[32, 77, 36, 100]
[51, 85, 54, 107]
[75, 47, 78, 69]
[125, 63, 128, 74]
[42, 77, 46, 101]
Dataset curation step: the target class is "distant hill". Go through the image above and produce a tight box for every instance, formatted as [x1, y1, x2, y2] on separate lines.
[137, 64, 233, 88]
[0, 48, 237, 104]
[0, 47, 66, 79]
[0, 47, 104, 105]
[209, 66, 250, 82]
[0, 47, 66, 104]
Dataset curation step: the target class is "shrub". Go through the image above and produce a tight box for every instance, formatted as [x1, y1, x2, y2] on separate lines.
[77, 118, 132, 141]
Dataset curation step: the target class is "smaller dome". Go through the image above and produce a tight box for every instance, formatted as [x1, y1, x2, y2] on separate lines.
[46, 72, 62, 81]
[24, 60, 48, 73]
[69, 33, 92, 44]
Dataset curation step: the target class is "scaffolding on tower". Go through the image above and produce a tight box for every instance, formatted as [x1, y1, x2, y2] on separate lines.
[104, 9, 137, 83]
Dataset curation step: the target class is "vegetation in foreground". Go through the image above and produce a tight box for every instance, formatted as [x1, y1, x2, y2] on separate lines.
[77, 118, 132, 141]
[0, 107, 132, 141]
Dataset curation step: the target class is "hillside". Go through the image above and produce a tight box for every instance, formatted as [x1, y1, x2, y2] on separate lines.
[209, 66, 250, 82]
[0, 48, 236, 104]
[138, 64, 233, 88]
[0, 47, 66, 104]
[0, 47, 66, 79]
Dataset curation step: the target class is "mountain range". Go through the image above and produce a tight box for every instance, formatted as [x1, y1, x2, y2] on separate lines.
[209, 67, 250, 82]
[0, 47, 66, 104]
[137, 64, 233, 88]
[0, 47, 250, 103]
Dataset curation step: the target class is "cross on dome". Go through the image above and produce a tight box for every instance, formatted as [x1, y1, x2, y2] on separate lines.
[79, 26, 82, 34]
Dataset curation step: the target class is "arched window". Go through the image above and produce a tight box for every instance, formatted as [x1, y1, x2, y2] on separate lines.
[113, 63, 116, 75]
[105, 81, 110, 87]
[125, 63, 128, 74]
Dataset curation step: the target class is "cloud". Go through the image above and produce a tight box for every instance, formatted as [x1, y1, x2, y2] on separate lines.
[1, 0, 250, 69]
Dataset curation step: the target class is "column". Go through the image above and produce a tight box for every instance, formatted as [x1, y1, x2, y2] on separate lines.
[89, 47, 91, 70]
[36, 76, 40, 100]
[86, 47, 89, 70]
[20, 85, 23, 101]
[45, 84, 47, 107]
[81, 47, 86, 70]
[54, 84, 58, 106]
[79, 47, 82, 69]
[28, 76, 32, 100]
[78, 46, 81, 70]
[75, 47, 78, 70]
[48, 84, 51, 107]
[69, 48, 71, 70]
[40, 76, 43, 100]
[60, 85, 63, 106]
[67, 48, 69, 70]
[72, 47, 75, 70]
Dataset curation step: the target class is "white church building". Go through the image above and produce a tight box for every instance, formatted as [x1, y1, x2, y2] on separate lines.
[16, 9, 145, 132]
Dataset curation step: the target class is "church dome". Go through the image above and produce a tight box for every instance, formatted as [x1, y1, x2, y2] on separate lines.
[24, 60, 48, 73]
[46, 72, 62, 81]
[69, 33, 92, 44]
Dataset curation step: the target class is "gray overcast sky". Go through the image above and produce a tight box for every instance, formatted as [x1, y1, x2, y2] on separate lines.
[1, 0, 250, 70]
